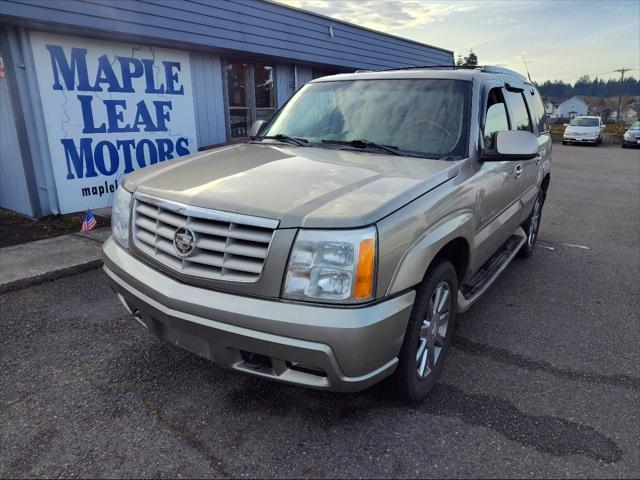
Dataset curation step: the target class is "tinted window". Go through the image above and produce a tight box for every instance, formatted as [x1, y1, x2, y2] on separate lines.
[528, 88, 548, 133]
[506, 91, 532, 132]
[483, 88, 510, 149]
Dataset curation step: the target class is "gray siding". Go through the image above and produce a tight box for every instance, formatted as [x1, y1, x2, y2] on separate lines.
[276, 64, 294, 108]
[296, 65, 313, 89]
[0, 26, 59, 216]
[0, 62, 33, 216]
[0, 0, 453, 70]
[190, 52, 227, 147]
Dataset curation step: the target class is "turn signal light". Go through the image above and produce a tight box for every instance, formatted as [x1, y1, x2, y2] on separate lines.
[354, 238, 375, 299]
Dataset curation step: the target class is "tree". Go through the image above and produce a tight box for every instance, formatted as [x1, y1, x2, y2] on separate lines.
[536, 75, 639, 99]
[456, 49, 479, 67]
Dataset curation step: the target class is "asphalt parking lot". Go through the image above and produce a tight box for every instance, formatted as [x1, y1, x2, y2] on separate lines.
[1, 144, 639, 479]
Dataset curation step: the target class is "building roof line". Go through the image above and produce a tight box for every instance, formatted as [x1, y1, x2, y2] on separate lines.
[264, 0, 454, 55]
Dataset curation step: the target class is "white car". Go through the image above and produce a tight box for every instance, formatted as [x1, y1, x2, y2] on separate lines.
[563, 116, 604, 146]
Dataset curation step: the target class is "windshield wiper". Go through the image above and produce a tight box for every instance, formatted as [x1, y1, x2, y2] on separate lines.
[321, 139, 426, 158]
[257, 134, 309, 146]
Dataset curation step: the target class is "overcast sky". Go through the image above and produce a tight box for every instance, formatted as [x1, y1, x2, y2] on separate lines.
[277, 0, 640, 84]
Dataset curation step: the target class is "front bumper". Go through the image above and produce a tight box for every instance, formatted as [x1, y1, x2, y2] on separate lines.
[564, 136, 599, 143]
[102, 237, 415, 392]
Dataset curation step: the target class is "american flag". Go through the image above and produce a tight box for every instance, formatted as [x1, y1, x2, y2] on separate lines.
[81, 209, 97, 232]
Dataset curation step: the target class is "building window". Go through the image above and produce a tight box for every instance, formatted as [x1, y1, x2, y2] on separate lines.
[225, 61, 275, 138]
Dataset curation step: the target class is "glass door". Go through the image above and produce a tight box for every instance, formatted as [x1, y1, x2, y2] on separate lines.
[254, 64, 275, 122]
[225, 61, 275, 139]
[226, 61, 251, 138]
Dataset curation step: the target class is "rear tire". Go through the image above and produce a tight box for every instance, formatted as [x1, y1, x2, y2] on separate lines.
[518, 188, 544, 258]
[393, 259, 458, 402]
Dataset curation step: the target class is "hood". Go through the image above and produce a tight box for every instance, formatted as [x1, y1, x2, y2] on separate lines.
[123, 143, 459, 228]
[566, 125, 600, 134]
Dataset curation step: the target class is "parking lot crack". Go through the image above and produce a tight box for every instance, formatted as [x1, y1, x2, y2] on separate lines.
[140, 395, 231, 476]
[422, 383, 623, 463]
[452, 335, 640, 392]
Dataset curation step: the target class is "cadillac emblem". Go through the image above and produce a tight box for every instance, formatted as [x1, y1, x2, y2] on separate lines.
[173, 227, 196, 257]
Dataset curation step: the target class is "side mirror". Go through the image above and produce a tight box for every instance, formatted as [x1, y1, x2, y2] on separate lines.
[249, 120, 266, 139]
[563, 123, 568, 127]
[482, 131, 538, 161]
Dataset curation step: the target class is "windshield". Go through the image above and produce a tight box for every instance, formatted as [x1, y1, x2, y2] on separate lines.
[630, 122, 640, 130]
[569, 117, 599, 127]
[260, 79, 470, 158]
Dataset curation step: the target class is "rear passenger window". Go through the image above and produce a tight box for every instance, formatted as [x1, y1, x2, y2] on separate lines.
[505, 90, 532, 132]
[528, 88, 549, 134]
[483, 88, 510, 149]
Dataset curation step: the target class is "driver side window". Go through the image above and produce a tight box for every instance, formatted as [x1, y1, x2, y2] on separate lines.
[483, 88, 510, 149]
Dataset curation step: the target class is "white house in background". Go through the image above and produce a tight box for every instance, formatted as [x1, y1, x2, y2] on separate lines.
[544, 100, 557, 117]
[544, 96, 589, 119]
[555, 96, 589, 119]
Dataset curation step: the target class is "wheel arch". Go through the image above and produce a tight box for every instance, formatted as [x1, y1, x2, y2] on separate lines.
[541, 173, 550, 194]
[385, 212, 474, 296]
[431, 237, 470, 285]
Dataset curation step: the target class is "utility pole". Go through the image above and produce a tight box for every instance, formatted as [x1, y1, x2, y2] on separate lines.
[615, 68, 631, 123]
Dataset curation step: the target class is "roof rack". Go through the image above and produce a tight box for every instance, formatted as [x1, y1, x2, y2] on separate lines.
[479, 66, 527, 81]
[377, 64, 528, 81]
[380, 64, 476, 72]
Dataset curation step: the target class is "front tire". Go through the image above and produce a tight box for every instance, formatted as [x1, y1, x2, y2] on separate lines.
[562, 140, 567, 145]
[393, 259, 458, 402]
[518, 188, 544, 258]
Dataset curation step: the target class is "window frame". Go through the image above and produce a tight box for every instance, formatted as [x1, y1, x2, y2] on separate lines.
[526, 87, 550, 135]
[480, 85, 512, 152]
[504, 88, 534, 133]
[222, 60, 277, 140]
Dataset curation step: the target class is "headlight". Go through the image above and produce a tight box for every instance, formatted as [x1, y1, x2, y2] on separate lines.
[111, 186, 132, 249]
[282, 226, 376, 304]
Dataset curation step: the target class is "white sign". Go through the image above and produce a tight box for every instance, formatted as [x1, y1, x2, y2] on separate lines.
[30, 32, 198, 213]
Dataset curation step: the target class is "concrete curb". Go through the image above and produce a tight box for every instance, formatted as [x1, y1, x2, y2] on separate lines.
[0, 227, 111, 293]
[0, 258, 103, 293]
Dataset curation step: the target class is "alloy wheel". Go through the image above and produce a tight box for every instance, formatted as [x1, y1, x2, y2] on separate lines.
[416, 281, 451, 379]
[528, 197, 541, 247]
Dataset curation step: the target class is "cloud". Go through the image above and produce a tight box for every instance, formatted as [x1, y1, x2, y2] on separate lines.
[278, 0, 476, 31]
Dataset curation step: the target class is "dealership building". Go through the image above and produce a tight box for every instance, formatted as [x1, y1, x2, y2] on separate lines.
[0, 0, 453, 217]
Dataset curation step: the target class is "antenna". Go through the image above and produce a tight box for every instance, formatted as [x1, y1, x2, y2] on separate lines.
[522, 56, 532, 82]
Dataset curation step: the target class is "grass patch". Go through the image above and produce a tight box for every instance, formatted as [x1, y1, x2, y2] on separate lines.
[4, 391, 33, 410]
[22, 313, 40, 328]
[77, 363, 106, 386]
[121, 382, 135, 392]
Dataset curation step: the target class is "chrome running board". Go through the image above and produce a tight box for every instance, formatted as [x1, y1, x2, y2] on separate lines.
[457, 227, 526, 313]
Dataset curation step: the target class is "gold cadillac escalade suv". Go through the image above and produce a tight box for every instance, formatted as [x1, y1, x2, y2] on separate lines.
[103, 66, 551, 401]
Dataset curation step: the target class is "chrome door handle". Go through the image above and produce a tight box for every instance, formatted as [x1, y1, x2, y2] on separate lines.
[514, 164, 523, 179]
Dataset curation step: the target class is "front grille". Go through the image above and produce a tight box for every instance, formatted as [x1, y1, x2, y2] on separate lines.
[132, 193, 278, 283]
